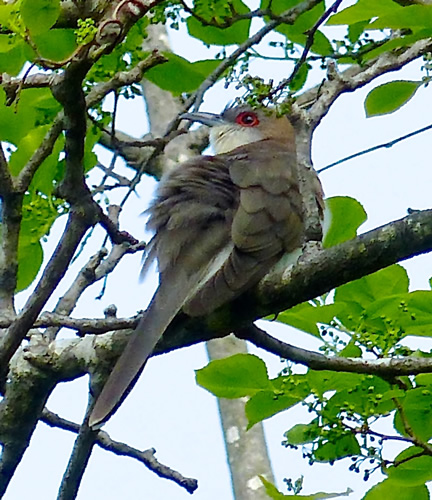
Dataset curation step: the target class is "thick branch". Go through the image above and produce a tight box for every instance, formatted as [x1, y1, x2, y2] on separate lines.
[0, 193, 22, 318]
[0, 350, 58, 495]
[23, 208, 432, 385]
[0, 209, 95, 381]
[151, 209, 432, 358]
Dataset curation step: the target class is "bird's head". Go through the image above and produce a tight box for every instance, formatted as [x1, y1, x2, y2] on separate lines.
[181, 105, 296, 154]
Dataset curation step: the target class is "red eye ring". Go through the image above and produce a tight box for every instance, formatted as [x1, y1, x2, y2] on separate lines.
[235, 111, 260, 127]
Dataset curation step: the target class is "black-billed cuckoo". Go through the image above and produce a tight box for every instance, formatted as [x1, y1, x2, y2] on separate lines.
[89, 105, 324, 427]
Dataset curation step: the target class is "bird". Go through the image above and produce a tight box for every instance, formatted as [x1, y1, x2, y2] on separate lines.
[88, 105, 324, 427]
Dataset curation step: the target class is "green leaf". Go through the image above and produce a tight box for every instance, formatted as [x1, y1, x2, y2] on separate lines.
[196, 353, 271, 398]
[387, 447, 432, 486]
[84, 124, 101, 173]
[416, 373, 432, 386]
[246, 389, 303, 428]
[284, 422, 319, 445]
[308, 30, 333, 57]
[369, 5, 432, 31]
[32, 29, 77, 61]
[31, 134, 64, 195]
[0, 89, 38, 144]
[394, 388, 432, 441]
[323, 196, 367, 248]
[265, 1, 332, 56]
[9, 127, 51, 176]
[334, 265, 409, 307]
[277, 5, 333, 56]
[362, 30, 432, 62]
[16, 192, 66, 291]
[280, 0, 324, 33]
[306, 371, 364, 397]
[187, 17, 249, 46]
[21, 0, 60, 35]
[260, 476, 353, 499]
[327, 0, 398, 26]
[365, 81, 421, 117]
[347, 20, 370, 44]
[143, 53, 220, 95]
[260, 0, 302, 14]
[0, 3, 24, 34]
[187, 0, 251, 46]
[327, 376, 393, 417]
[363, 479, 429, 500]
[289, 63, 309, 93]
[21, 193, 64, 243]
[0, 37, 26, 75]
[338, 341, 362, 358]
[260, 477, 286, 500]
[16, 239, 43, 292]
[361, 290, 432, 338]
[246, 374, 310, 427]
[277, 302, 346, 337]
[315, 434, 360, 462]
[0, 87, 61, 144]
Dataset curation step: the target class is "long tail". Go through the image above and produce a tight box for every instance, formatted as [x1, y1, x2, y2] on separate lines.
[89, 273, 192, 427]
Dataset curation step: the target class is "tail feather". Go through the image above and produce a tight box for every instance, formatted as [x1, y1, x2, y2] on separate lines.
[89, 273, 192, 427]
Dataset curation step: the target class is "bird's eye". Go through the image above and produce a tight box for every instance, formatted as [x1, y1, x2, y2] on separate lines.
[235, 111, 260, 127]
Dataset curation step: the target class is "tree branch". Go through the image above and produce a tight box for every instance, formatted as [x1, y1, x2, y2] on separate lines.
[299, 37, 432, 128]
[0, 347, 58, 495]
[41, 409, 198, 493]
[0, 210, 95, 382]
[236, 324, 432, 377]
[318, 122, 432, 174]
[0, 193, 22, 319]
[22, 208, 432, 386]
[148, 208, 432, 359]
[57, 397, 99, 500]
[268, 0, 344, 100]
[0, 142, 12, 194]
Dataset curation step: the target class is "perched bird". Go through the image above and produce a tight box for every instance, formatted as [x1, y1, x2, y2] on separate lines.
[89, 105, 324, 427]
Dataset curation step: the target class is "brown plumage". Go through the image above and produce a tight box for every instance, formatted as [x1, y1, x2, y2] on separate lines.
[89, 106, 324, 427]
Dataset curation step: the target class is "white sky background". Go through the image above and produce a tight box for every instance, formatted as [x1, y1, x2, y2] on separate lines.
[4, 1, 432, 498]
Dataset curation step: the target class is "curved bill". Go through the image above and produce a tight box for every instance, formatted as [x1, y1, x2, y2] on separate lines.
[180, 111, 225, 127]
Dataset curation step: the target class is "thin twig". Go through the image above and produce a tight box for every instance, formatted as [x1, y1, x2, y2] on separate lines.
[318, 122, 432, 174]
[41, 409, 198, 493]
[392, 397, 432, 455]
[168, 0, 322, 128]
[43, 240, 145, 341]
[267, 0, 344, 99]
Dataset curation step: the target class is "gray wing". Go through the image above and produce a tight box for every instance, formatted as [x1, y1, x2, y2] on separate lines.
[185, 139, 305, 316]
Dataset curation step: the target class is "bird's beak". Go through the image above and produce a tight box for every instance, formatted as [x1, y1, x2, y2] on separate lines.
[180, 111, 225, 127]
